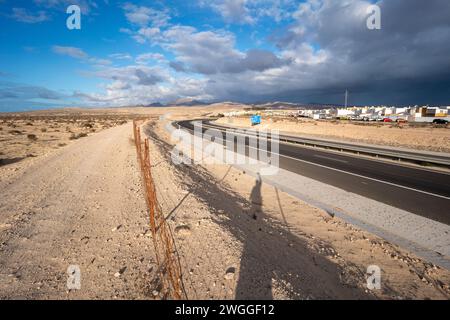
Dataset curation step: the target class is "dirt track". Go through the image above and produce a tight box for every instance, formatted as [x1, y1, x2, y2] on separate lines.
[0, 123, 156, 299]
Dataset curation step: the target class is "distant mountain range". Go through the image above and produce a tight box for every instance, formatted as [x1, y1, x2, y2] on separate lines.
[138, 99, 347, 109]
[141, 98, 209, 107]
[251, 101, 344, 110]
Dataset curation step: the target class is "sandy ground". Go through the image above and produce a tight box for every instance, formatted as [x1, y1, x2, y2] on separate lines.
[0, 105, 449, 300]
[0, 121, 159, 299]
[143, 117, 450, 299]
[0, 105, 240, 300]
[0, 105, 237, 172]
[215, 117, 450, 153]
[0, 110, 145, 168]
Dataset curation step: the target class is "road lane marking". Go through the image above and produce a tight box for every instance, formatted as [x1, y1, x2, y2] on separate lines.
[314, 154, 349, 164]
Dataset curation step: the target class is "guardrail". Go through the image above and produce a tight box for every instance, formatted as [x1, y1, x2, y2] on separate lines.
[177, 120, 450, 169]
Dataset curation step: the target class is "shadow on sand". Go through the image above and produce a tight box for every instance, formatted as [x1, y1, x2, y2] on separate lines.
[145, 124, 373, 300]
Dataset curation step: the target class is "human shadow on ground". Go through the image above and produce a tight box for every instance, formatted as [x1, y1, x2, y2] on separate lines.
[145, 124, 373, 300]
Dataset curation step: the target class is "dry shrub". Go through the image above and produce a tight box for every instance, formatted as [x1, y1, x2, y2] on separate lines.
[69, 132, 88, 140]
[27, 134, 38, 141]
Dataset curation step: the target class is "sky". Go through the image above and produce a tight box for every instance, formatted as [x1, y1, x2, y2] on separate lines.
[0, 0, 450, 111]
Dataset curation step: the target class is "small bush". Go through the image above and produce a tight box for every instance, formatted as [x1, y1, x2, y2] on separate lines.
[41, 128, 47, 133]
[27, 134, 38, 141]
[69, 132, 88, 140]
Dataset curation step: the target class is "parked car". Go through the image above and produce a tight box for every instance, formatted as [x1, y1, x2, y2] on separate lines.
[396, 119, 408, 123]
[433, 119, 449, 125]
[383, 118, 393, 123]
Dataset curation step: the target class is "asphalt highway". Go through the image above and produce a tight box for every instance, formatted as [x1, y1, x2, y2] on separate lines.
[176, 120, 450, 225]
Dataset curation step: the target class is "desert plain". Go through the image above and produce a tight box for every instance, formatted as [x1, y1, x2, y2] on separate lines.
[0, 105, 449, 300]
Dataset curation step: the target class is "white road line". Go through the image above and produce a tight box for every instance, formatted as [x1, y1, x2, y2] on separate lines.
[314, 154, 349, 164]
[185, 122, 450, 201]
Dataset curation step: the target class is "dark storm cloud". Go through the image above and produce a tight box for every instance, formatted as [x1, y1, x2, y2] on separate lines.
[223, 49, 288, 73]
[255, 0, 450, 105]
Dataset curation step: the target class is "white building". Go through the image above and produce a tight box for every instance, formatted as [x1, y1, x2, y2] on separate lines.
[337, 109, 356, 117]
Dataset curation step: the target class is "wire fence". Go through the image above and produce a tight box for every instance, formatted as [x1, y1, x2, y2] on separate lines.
[133, 120, 185, 300]
[141, 121, 246, 300]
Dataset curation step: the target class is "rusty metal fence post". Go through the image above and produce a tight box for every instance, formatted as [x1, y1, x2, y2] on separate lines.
[133, 121, 184, 299]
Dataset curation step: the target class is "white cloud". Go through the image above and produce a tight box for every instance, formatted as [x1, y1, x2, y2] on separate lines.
[33, 0, 97, 15]
[52, 46, 89, 59]
[123, 3, 170, 28]
[162, 26, 244, 74]
[109, 53, 133, 60]
[199, 0, 296, 25]
[121, 4, 170, 44]
[135, 53, 166, 65]
[135, 27, 161, 43]
[74, 61, 212, 106]
[52, 46, 112, 66]
[119, 28, 133, 34]
[11, 8, 49, 23]
[217, 0, 255, 24]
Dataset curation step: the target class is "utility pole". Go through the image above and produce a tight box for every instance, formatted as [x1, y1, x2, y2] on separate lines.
[345, 90, 348, 108]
